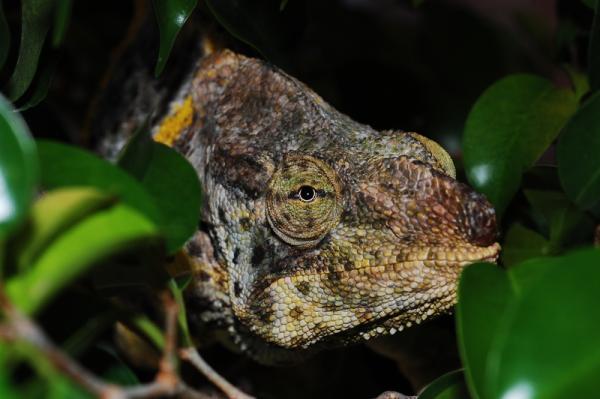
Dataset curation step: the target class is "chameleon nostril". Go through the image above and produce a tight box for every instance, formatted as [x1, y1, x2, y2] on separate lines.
[464, 192, 498, 247]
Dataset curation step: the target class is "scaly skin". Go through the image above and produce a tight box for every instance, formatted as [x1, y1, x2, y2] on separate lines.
[154, 50, 500, 363]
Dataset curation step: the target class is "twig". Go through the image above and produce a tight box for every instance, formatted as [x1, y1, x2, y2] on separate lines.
[179, 346, 254, 399]
[155, 291, 179, 388]
[0, 287, 209, 399]
[0, 290, 114, 397]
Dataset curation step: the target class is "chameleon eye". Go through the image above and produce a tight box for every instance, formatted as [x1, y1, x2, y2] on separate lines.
[267, 154, 342, 247]
[298, 185, 316, 202]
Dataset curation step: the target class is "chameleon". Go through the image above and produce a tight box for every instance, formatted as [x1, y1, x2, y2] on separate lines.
[131, 49, 500, 364]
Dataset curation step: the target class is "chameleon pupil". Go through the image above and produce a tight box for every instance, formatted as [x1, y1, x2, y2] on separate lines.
[298, 186, 316, 202]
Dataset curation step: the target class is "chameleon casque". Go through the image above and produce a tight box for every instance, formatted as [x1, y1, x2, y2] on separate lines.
[128, 49, 501, 364]
[98, 46, 500, 365]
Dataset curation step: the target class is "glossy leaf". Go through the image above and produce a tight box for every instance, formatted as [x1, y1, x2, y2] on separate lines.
[118, 135, 201, 253]
[6, 203, 160, 314]
[419, 370, 470, 399]
[0, 1, 9, 70]
[6, 0, 57, 101]
[456, 262, 516, 399]
[502, 223, 549, 266]
[589, 0, 600, 91]
[14, 187, 114, 271]
[36, 140, 161, 229]
[487, 249, 600, 399]
[463, 74, 577, 216]
[557, 91, 600, 209]
[152, 0, 197, 76]
[0, 94, 38, 238]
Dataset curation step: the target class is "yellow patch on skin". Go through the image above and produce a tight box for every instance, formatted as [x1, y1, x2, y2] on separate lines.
[165, 250, 194, 277]
[154, 96, 194, 146]
[409, 132, 456, 178]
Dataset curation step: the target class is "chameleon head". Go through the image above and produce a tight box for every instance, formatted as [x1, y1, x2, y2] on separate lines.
[180, 51, 500, 356]
[242, 144, 499, 350]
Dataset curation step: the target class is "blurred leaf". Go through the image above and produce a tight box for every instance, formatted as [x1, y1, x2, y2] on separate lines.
[45, 377, 92, 399]
[6, 203, 160, 314]
[52, 0, 72, 47]
[118, 135, 201, 254]
[419, 370, 470, 399]
[152, 0, 197, 76]
[131, 315, 165, 350]
[63, 311, 117, 356]
[169, 278, 192, 346]
[0, 366, 19, 399]
[558, 91, 600, 209]
[20, 376, 91, 399]
[463, 74, 577, 216]
[0, 94, 38, 240]
[96, 343, 140, 386]
[37, 139, 161, 229]
[6, 0, 57, 101]
[487, 248, 600, 399]
[205, 0, 304, 67]
[583, 0, 597, 9]
[502, 223, 549, 266]
[524, 189, 594, 251]
[563, 65, 590, 102]
[0, 1, 9, 70]
[456, 263, 516, 399]
[589, 0, 600, 91]
[14, 187, 114, 271]
[15, 55, 58, 111]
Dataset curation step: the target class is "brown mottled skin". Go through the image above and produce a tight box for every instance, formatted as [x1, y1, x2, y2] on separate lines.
[144, 50, 500, 364]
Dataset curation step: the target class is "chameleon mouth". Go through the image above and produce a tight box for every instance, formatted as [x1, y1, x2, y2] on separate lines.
[423, 242, 501, 265]
[392, 241, 501, 268]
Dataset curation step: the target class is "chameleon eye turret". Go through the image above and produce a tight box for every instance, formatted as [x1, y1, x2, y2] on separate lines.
[266, 154, 342, 248]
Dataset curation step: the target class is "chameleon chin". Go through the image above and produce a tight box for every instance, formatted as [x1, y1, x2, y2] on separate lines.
[152, 50, 500, 364]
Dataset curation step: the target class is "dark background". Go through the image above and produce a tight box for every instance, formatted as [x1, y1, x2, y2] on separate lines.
[1, 1, 593, 397]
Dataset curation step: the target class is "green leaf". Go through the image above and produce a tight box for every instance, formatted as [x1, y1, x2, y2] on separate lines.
[169, 278, 192, 346]
[463, 74, 578, 216]
[14, 188, 114, 272]
[583, 0, 597, 10]
[16, 51, 59, 110]
[6, 0, 57, 101]
[456, 263, 516, 399]
[589, 0, 600, 91]
[96, 343, 140, 386]
[118, 136, 201, 254]
[524, 189, 594, 251]
[205, 0, 304, 67]
[487, 248, 600, 399]
[52, 0, 72, 47]
[419, 370, 470, 399]
[557, 91, 600, 209]
[0, 1, 9, 70]
[0, 94, 38, 239]
[152, 0, 197, 76]
[6, 203, 160, 314]
[502, 223, 550, 266]
[36, 140, 161, 229]
[563, 65, 590, 102]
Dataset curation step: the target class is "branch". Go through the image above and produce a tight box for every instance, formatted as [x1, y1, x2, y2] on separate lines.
[0, 288, 208, 399]
[180, 346, 255, 399]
